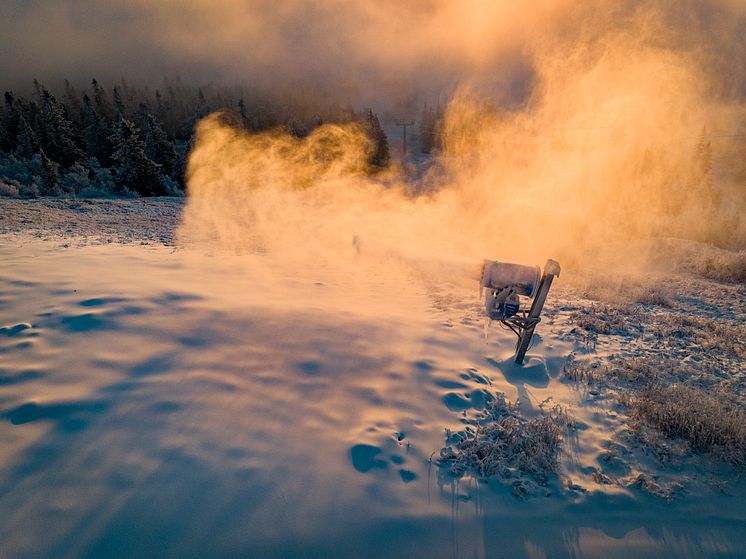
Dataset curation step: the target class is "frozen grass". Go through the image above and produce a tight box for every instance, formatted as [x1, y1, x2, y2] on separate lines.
[570, 272, 676, 307]
[564, 354, 746, 470]
[569, 304, 642, 336]
[619, 382, 746, 468]
[563, 357, 682, 388]
[649, 315, 746, 361]
[567, 297, 744, 366]
[606, 358, 679, 384]
[562, 356, 603, 383]
[673, 243, 746, 284]
[439, 393, 574, 488]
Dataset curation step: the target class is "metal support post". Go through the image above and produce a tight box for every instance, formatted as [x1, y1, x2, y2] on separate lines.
[514, 259, 561, 364]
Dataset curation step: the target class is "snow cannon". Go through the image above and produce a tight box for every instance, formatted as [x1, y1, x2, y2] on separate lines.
[480, 259, 561, 365]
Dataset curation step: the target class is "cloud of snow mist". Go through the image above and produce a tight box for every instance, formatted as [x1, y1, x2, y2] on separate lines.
[178, 0, 746, 290]
[1, 0, 551, 102]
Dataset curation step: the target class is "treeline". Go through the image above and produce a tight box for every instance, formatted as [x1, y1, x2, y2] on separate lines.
[0, 79, 390, 198]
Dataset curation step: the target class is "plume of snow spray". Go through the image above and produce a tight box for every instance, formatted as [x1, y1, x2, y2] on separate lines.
[178, 0, 746, 292]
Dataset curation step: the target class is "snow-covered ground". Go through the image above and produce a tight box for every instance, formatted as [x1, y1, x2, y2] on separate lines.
[0, 198, 745, 558]
[0, 198, 183, 246]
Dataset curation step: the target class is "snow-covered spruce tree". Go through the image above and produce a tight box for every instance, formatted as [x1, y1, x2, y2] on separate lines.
[110, 117, 166, 196]
[36, 87, 83, 167]
[1, 92, 22, 152]
[63, 80, 82, 128]
[91, 79, 115, 124]
[15, 115, 38, 159]
[144, 113, 177, 177]
[180, 87, 213, 139]
[131, 101, 151, 133]
[81, 94, 113, 166]
[38, 148, 62, 196]
[364, 109, 390, 168]
[112, 86, 126, 119]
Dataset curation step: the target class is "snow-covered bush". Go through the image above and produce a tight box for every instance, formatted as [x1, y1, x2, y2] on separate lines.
[439, 393, 573, 488]
[0, 154, 35, 189]
[0, 180, 20, 197]
[60, 162, 92, 196]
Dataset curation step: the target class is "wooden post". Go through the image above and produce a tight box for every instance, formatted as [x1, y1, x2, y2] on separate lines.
[514, 259, 561, 364]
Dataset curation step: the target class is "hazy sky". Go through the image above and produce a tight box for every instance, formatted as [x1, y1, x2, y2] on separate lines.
[1, 0, 745, 107]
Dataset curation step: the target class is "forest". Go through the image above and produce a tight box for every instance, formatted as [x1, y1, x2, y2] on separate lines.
[0, 79, 392, 198]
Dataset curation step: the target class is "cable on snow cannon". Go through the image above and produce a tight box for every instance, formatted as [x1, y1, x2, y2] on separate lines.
[480, 259, 561, 365]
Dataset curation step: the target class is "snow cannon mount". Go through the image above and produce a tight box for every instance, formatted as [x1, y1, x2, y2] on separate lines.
[480, 259, 561, 365]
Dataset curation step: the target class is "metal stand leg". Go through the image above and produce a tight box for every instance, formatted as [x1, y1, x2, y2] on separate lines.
[514, 259, 561, 364]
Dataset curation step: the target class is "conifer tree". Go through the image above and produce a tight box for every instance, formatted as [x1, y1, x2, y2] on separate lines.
[1, 92, 21, 152]
[110, 117, 166, 196]
[81, 94, 113, 165]
[63, 80, 82, 127]
[181, 87, 212, 137]
[112, 86, 125, 118]
[36, 87, 83, 167]
[91, 79, 114, 123]
[144, 113, 177, 177]
[364, 109, 390, 168]
[15, 115, 38, 159]
[38, 148, 62, 195]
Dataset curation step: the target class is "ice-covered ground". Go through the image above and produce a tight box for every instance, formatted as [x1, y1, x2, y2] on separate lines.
[0, 198, 745, 558]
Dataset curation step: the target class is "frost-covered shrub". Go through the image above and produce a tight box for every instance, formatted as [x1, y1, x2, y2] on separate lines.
[0, 154, 35, 189]
[439, 393, 573, 486]
[21, 182, 40, 198]
[0, 180, 20, 197]
[76, 163, 119, 197]
[61, 162, 93, 196]
[162, 175, 184, 197]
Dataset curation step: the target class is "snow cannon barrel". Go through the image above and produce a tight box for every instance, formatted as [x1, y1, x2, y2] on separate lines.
[480, 260, 541, 298]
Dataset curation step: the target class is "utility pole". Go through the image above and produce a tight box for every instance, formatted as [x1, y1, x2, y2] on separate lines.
[395, 119, 415, 156]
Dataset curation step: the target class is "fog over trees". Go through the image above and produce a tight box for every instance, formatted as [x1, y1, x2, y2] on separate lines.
[0, 79, 393, 197]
